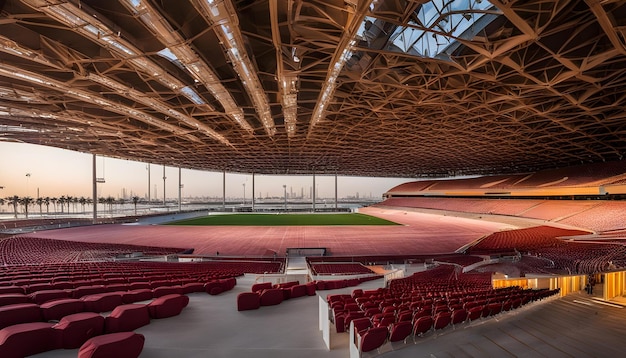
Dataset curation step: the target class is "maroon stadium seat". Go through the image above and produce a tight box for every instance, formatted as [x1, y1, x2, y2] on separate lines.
[389, 321, 412, 343]
[358, 326, 388, 353]
[81, 292, 123, 313]
[259, 288, 283, 306]
[251, 282, 272, 293]
[0, 322, 62, 358]
[0, 293, 30, 307]
[53, 312, 105, 349]
[147, 294, 189, 319]
[121, 289, 153, 304]
[290, 284, 307, 298]
[30, 289, 71, 305]
[78, 331, 145, 358]
[237, 292, 261, 311]
[41, 298, 85, 321]
[105, 304, 151, 333]
[0, 303, 42, 329]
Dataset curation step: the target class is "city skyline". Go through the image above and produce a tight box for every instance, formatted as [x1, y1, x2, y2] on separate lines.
[0, 142, 412, 201]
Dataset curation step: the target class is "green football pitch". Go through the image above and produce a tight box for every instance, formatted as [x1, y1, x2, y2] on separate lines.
[165, 213, 399, 226]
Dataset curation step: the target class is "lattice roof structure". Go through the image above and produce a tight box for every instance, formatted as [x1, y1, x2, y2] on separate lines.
[0, 0, 625, 177]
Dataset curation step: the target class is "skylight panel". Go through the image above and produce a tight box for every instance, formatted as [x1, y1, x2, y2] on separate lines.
[388, 0, 497, 59]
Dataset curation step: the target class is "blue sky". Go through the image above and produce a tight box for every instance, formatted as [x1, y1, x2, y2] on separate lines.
[0, 142, 411, 200]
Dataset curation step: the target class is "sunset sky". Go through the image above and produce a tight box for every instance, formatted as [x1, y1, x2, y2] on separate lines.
[0, 142, 412, 200]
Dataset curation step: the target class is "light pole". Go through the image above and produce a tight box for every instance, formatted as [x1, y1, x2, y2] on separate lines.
[283, 185, 287, 211]
[242, 183, 246, 205]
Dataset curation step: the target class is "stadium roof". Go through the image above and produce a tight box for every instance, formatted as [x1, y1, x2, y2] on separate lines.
[1, 0, 625, 177]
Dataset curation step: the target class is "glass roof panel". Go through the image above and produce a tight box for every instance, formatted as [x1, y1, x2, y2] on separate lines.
[386, 0, 498, 59]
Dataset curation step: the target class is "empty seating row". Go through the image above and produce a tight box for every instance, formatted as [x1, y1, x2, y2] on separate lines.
[0, 278, 225, 311]
[0, 321, 144, 358]
[238, 281, 317, 311]
[469, 226, 588, 254]
[0, 259, 282, 287]
[0, 293, 189, 357]
[0, 292, 191, 330]
[329, 267, 559, 334]
[0, 236, 185, 265]
[309, 263, 374, 275]
[348, 288, 560, 355]
[315, 276, 382, 291]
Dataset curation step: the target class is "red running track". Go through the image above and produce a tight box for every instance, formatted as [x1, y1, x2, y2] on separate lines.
[21, 208, 516, 256]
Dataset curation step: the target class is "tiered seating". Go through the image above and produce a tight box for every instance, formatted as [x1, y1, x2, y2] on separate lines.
[377, 196, 626, 234]
[559, 201, 626, 232]
[468, 226, 626, 274]
[468, 226, 589, 254]
[538, 242, 626, 274]
[377, 197, 543, 217]
[520, 201, 597, 221]
[385, 161, 626, 194]
[337, 265, 560, 354]
[0, 237, 186, 265]
[0, 260, 283, 294]
[310, 263, 374, 275]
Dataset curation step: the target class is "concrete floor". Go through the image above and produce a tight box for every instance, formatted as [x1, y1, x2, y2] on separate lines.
[32, 273, 626, 358]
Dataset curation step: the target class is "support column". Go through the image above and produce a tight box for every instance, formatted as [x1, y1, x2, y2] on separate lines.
[178, 167, 182, 212]
[252, 173, 255, 211]
[147, 164, 150, 203]
[222, 170, 226, 211]
[335, 174, 338, 210]
[92, 154, 97, 223]
[162, 165, 166, 207]
[312, 173, 316, 212]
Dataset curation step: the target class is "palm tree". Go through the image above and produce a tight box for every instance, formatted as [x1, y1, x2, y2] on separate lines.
[72, 196, 78, 213]
[43, 197, 51, 214]
[50, 197, 58, 214]
[0, 197, 5, 213]
[36, 197, 44, 216]
[79, 196, 87, 213]
[19, 196, 33, 219]
[57, 196, 65, 213]
[86, 197, 93, 215]
[7, 195, 19, 219]
[131, 196, 140, 215]
[65, 195, 73, 213]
